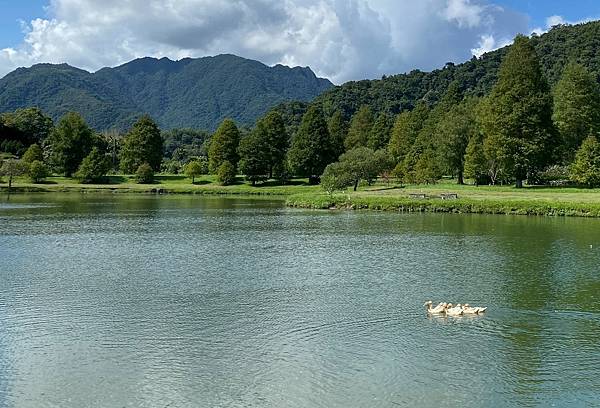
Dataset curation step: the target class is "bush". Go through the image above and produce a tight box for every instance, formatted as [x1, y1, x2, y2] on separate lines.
[161, 159, 182, 174]
[571, 135, 600, 187]
[135, 163, 155, 184]
[216, 160, 236, 185]
[28, 160, 49, 183]
[536, 165, 572, 186]
[22, 144, 44, 164]
[75, 147, 111, 183]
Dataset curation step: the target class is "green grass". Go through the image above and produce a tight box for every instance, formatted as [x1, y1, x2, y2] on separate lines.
[4, 175, 600, 217]
[0, 174, 320, 196]
[285, 181, 600, 217]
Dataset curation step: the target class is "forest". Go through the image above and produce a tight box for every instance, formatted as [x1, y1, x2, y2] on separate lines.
[2, 23, 600, 192]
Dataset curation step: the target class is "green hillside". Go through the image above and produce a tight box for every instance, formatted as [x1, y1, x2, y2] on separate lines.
[0, 54, 332, 131]
[308, 21, 600, 120]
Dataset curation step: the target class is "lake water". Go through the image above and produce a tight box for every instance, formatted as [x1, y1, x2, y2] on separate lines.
[0, 194, 599, 407]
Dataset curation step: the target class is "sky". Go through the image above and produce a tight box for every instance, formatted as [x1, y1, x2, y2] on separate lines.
[0, 0, 598, 83]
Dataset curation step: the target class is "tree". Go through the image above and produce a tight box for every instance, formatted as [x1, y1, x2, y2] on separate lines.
[321, 161, 355, 194]
[321, 147, 391, 192]
[28, 160, 49, 183]
[553, 62, 600, 161]
[413, 148, 442, 184]
[0, 159, 28, 190]
[120, 115, 163, 173]
[288, 105, 334, 184]
[478, 35, 557, 188]
[463, 133, 488, 186]
[208, 119, 240, 174]
[345, 105, 374, 150]
[570, 135, 600, 187]
[238, 134, 269, 185]
[1, 107, 53, 144]
[46, 112, 98, 176]
[22, 143, 44, 164]
[437, 98, 480, 184]
[135, 163, 154, 184]
[368, 112, 392, 151]
[75, 147, 111, 183]
[216, 160, 236, 185]
[255, 111, 288, 178]
[388, 102, 429, 164]
[328, 110, 347, 160]
[183, 160, 205, 184]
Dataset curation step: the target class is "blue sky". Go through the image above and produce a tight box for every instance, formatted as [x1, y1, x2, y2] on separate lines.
[0, 1, 599, 82]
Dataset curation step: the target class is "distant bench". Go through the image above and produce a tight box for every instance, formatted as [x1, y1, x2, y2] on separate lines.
[440, 193, 458, 200]
[408, 193, 458, 200]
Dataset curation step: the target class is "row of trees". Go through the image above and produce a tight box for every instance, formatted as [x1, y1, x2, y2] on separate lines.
[4, 34, 600, 189]
[320, 35, 600, 189]
[0, 111, 165, 184]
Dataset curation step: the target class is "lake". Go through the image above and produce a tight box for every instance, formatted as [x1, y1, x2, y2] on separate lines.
[0, 193, 599, 407]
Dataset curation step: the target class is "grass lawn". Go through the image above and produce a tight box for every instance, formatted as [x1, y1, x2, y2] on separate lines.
[4, 174, 600, 216]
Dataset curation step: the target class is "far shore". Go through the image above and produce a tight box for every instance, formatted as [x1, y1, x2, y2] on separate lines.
[4, 174, 600, 218]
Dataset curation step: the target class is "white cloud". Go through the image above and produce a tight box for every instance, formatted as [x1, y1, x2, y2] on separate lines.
[0, 0, 531, 83]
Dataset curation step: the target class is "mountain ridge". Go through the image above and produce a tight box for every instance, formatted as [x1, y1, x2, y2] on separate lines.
[0, 54, 333, 130]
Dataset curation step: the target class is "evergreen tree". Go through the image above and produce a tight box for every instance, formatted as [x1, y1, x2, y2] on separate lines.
[570, 135, 600, 187]
[208, 119, 240, 174]
[368, 112, 392, 151]
[120, 115, 163, 173]
[288, 105, 334, 184]
[328, 110, 347, 160]
[478, 35, 556, 188]
[75, 147, 111, 183]
[437, 98, 480, 184]
[553, 62, 600, 161]
[216, 161, 236, 185]
[345, 105, 374, 150]
[46, 112, 98, 176]
[463, 133, 488, 185]
[238, 133, 269, 185]
[255, 111, 288, 178]
[388, 102, 429, 164]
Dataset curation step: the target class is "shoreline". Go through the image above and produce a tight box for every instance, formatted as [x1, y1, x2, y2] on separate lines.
[4, 178, 600, 217]
[285, 193, 600, 218]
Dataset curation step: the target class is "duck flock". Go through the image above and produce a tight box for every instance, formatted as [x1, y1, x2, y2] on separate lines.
[424, 301, 487, 316]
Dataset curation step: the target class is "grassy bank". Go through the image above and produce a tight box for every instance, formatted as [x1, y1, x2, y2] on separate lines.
[4, 175, 600, 217]
[0, 174, 319, 196]
[286, 183, 600, 217]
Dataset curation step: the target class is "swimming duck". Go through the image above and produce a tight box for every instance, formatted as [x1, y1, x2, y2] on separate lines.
[463, 303, 487, 314]
[423, 300, 446, 314]
[445, 303, 464, 316]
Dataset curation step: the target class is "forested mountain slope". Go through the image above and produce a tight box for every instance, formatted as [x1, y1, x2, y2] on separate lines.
[0, 54, 333, 130]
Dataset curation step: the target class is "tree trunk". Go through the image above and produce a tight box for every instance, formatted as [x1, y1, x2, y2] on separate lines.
[353, 179, 359, 191]
[192, 176, 195, 184]
[457, 171, 464, 185]
[515, 179, 523, 188]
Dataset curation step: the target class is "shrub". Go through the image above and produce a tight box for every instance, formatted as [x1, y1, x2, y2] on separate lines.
[22, 143, 44, 164]
[135, 163, 155, 184]
[75, 147, 111, 183]
[184, 159, 206, 183]
[28, 160, 49, 183]
[216, 160, 236, 185]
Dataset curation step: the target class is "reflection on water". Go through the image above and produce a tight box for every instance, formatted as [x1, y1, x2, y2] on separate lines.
[0, 193, 599, 407]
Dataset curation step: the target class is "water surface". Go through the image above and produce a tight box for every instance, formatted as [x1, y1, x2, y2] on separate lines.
[1, 194, 599, 407]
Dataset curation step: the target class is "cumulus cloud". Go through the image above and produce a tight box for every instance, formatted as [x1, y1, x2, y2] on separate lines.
[0, 0, 532, 83]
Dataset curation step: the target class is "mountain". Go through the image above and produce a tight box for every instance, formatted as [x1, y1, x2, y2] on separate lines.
[309, 21, 600, 120]
[0, 54, 333, 131]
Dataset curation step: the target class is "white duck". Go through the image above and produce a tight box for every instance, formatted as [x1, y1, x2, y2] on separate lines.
[424, 300, 446, 314]
[445, 303, 464, 316]
[463, 303, 487, 314]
